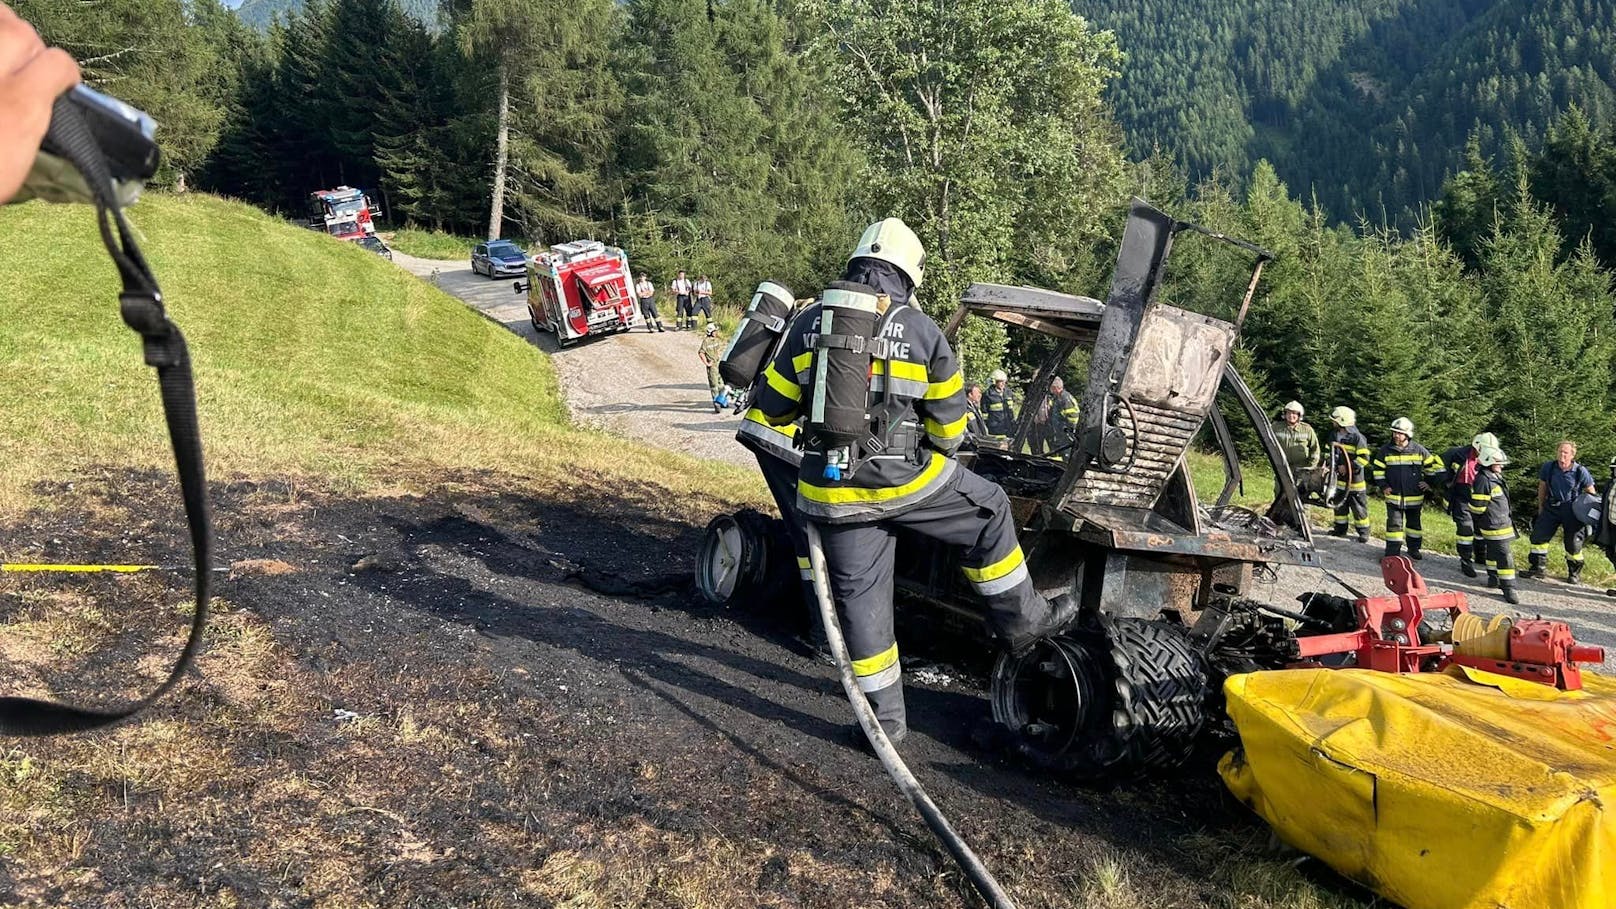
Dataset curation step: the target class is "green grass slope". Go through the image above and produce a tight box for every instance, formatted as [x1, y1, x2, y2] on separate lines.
[0, 193, 753, 512]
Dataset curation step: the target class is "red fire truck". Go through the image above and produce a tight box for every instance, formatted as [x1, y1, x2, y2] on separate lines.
[515, 240, 641, 345]
[308, 187, 376, 240]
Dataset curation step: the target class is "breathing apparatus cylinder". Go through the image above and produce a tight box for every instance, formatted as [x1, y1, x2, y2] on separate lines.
[719, 280, 795, 388]
[809, 282, 884, 480]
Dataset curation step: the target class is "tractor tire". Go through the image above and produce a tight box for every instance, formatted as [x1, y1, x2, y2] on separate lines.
[990, 617, 1209, 779]
[695, 509, 791, 608]
[1100, 616, 1209, 774]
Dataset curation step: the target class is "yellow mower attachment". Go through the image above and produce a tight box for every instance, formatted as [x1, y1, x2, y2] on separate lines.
[1221, 667, 1616, 909]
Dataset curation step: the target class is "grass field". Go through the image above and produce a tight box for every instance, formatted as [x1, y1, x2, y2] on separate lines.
[384, 226, 480, 260]
[0, 194, 759, 515]
[1185, 450, 1616, 586]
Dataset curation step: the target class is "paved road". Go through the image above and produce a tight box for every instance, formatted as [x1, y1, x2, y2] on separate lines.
[393, 251, 755, 467]
[397, 248, 1616, 668]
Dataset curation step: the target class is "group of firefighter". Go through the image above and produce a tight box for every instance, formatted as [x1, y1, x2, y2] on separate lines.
[1272, 402, 1599, 605]
[633, 269, 715, 332]
[963, 372, 1080, 457]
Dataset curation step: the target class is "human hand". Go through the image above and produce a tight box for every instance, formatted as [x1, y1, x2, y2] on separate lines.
[0, 4, 79, 204]
[1382, 487, 1393, 497]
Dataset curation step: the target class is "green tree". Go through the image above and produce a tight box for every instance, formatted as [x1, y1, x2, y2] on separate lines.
[804, 0, 1128, 376]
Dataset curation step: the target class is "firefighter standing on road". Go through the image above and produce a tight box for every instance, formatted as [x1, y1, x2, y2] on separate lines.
[698, 323, 729, 413]
[672, 270, 694, 330]
[754, 218, 1077, 747]
[1372, 417, 1442, 559]
[1472, 445, 1521, 604]
[1271, 401, 1320, 476]
[1527, 440, 1598, 583]
[983, 370, 1017, 440]
[635, 273, 665, 332]
[694, 275, 714, 328]
[1329, 406, 1373, 542]
[1440, 432, 1499, 577]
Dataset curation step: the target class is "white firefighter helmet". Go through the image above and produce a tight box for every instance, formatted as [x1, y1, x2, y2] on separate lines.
[990, 368, 1007, 383]
[1330, 406, 1356, 427]
[1284, 401, 1304, 416]
[850, 218, 925, 290]
[1472, 431, 1499, 450]
[1478, 445, 1509, 467]
[704, 322, 719, 335]
[1391, 417, 1415, 437]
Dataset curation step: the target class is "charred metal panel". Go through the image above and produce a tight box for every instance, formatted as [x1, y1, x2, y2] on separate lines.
[1070, 199, 1174, 471]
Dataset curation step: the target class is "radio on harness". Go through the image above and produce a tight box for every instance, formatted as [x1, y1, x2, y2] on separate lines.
[719, 281, 794, 388]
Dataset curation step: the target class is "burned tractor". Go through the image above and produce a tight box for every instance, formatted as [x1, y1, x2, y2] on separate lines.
[696, 200, 1602, 779]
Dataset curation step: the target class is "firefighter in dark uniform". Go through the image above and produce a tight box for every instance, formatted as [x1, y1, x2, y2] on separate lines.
[754, 218, 1077, 745]
[1471, 444, 1520, 604]
[983, 369, 1017, 440]
[1047, 377, 1079, 457]
[1328, 406, 1373, 542]
[964, 382, 988, 438]
[728, 281, 824, 646]
[1371, 417, 1442, 559]
[1439, 431, 1498, 578]
[1527, 440, 1598, 583]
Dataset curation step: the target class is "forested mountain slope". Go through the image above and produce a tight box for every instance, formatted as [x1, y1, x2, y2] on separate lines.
[1081, 0, 1616, 220]
[237, 0, 440, 28]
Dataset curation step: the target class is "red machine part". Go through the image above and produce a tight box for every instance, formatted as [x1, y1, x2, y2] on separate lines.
[1290, 557, 1604, 690]
[1446, 619, 1606, 691]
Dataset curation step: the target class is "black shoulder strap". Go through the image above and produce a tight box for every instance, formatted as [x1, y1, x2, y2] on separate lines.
[0, 96, 213, 736]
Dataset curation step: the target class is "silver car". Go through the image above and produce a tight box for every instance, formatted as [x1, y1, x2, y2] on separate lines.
[472, 240, 528, 278]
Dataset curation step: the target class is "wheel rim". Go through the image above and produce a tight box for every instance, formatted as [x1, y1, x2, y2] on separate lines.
[697, 517, 747, 604]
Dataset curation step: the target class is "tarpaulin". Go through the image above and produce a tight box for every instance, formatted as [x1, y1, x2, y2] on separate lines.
[1220, 667, 1616, 909]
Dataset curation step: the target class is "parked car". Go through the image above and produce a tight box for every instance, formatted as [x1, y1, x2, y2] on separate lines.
[354, 236, 392, 260]
[472, 240, 528, 278]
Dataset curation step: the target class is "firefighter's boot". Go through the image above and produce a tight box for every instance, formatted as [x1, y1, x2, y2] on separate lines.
[848, 684, 907, 752]
[1569, 560, 1584, 586]
[1384, 541, 1402, 558]
[1408, 543, 1423, 561]
[1486, 570, 1499, 589]
[1525, 552, 1548, 580]
[1460, 558, 1478, 578]
[1502, 582, 1521, 606]
[1007, 594, 1080, 657]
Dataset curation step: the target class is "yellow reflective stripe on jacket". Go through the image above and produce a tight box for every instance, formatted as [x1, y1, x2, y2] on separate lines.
[764, 362, 800, 401]
[799, 450, 949, 505]
[872, 359, 928, 383]
[791, 351, 813, 378]
[925, 412, 968, 441]
[745, 407, 797, 438]
[924, 371, 963, 400]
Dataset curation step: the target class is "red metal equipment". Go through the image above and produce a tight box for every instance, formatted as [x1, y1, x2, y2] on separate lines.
[519, 240, 640, 346]
[1292, 556, 1605, 691]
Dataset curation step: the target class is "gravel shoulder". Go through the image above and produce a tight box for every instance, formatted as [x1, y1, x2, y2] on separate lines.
[394, 251, 753, 467]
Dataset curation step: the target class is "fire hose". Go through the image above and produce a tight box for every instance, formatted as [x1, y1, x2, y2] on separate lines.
[804, 522, 1018, 909]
